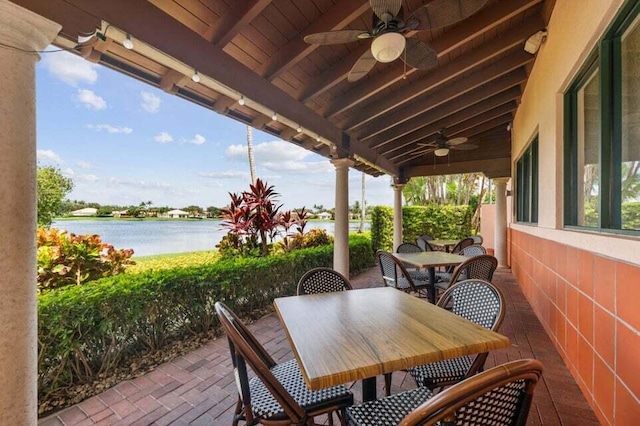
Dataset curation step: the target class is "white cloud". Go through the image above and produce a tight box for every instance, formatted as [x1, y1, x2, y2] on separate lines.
[62, 168, 75, 176]
[106, 177, 172, 189]
[186, 134, 206, 145]
[42, 50, 98, 86]
[79, 174, 98, 182]
[141, 91, 161, 113]
[76, 89, 106, 110]
[76, 160, 93, 169]
[37, 149, 64, 164]
[198, 171, 250, 179]
[87, 124, 133, 134]
[154, 132, 173, 143]
[262, 160, 333, 174]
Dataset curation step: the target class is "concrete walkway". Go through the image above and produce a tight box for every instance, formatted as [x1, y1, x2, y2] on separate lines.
[39, 267, 598, 425]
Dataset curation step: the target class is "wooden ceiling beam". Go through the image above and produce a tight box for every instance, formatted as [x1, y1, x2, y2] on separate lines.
[212, 96, 238, 114]
[159, 69, 190, 94]
[207, 0, 272, 47]
[13, 0, 100, 40]
[322, 1, 544, 117]
[405, 158, 512, 179]
[51, 0, 398, 176]
[357, 51, 531, 140]
[387, 102, 517, 160]
[337, 15, 543, 126]
[369, 83, 522, 151]
[261, 0, 370, 80]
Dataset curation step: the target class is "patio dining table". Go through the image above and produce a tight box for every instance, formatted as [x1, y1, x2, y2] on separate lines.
[428, 239, 461, 252]
[274, 287, 510, 402]
[393, 251, 467, 302]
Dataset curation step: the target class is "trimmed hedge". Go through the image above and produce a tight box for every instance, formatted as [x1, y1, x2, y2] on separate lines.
[38, 233, 373, 402]
[371, 205, 473, 252]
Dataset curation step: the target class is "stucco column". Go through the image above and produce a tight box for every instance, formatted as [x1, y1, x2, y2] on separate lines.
[494, 178, 509, 268]
[0, 1, 61, 424]
[392, 183, 405, 251]
[331, 158, 354, 277]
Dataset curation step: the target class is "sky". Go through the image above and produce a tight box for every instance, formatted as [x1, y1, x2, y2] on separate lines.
[35, 48, 395, 211]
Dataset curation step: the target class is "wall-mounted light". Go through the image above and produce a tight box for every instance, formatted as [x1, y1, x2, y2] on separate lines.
[191, 70, 201, 83]
[524, 30, 547, 54]
[123, 33, 134, 50]
[238, 96, 245, 106]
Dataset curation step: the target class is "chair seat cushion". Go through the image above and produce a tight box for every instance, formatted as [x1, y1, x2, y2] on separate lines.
[346, 386, 433, 426]
[249, 359, 353, 420]
[408, 270, 431, 282]
[408, 356, 473, 388]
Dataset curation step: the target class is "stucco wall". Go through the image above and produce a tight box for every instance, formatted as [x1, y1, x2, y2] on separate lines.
[511, 0, 640, 424]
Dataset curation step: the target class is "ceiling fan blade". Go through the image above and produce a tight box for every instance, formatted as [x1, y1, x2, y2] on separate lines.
[348, 49, 377, 82]
[304, 30, 371, 45]
[447, 136, 469, 146]
[402, 38, 438, 70]
[450, 143, 478, 151]
[370, 0, 402, 21]
[407, 0, 488, 31]
[417, 141, 436, 147]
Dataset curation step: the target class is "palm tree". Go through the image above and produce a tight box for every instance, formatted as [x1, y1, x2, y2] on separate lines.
[247, 125, 257, 184]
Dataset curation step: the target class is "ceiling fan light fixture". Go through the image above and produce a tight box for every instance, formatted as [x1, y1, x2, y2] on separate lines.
[371, 32, 406, 63]
[434, 147, 450, 157]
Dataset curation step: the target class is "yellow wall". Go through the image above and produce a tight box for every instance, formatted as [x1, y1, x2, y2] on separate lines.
[511, 0, 640, 424]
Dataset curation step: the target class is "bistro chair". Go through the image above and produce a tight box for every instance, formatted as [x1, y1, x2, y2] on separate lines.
[396, 242, 432, 283]
[436, 255, 499, 297]
[376, 250, 432, 301]
[470, 235, 483, 245]
[214, 302, 354, 426]
[415, 236, 435, 251]
[450, 237, 475, 254]
[346, 359, 543, 426]
[436, 244, 487, 282]
[297, 267, 352, 295]
[408, 279, 506, 391]
[419, 233, 434, 241]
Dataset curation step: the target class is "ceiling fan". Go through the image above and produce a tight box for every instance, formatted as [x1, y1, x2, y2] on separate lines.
[416, 128, 478, 157]
[303, 0, 488, 82]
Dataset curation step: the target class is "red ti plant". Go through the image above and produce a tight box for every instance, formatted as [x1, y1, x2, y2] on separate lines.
[219, 179, 283, 256]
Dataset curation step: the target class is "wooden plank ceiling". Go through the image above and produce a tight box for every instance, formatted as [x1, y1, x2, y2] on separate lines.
[17, 0, 554, 180]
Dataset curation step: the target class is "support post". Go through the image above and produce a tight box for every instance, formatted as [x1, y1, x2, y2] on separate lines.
[0, 1, 61, 423]
[331, 158, 354, 277]
[494, 178, 509, 268]
[392, 180, 406, 251]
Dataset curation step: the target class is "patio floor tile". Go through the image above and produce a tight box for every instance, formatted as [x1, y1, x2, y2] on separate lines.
[39, 267, 598, 425]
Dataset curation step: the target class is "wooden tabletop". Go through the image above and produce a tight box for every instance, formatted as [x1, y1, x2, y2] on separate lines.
[274, 287, 510, 390]
[393, 251, 467, 268]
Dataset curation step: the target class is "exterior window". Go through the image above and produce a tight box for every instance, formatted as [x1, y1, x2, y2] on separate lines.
[515, 137, 538, 224]
[565, 0, 640, 233]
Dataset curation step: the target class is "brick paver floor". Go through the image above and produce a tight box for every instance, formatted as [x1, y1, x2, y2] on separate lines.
[39, 267, 599, 425]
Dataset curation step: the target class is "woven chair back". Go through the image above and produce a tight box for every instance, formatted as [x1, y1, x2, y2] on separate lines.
[297, 267, 352, 295]
[215, 302, 307, 424]
[451, 237, 475, 254]
[400, 359, 543, 426]
[419, 234, 434, 241]
[438, 279, 505, 331]
[415, 237, 435, 251]
[397, 242, 423, 253]
[458, 244, 487, 258]
[376, 250, 416, 292]
[447, 255, 498, 288]
[470, 235, 483, 245]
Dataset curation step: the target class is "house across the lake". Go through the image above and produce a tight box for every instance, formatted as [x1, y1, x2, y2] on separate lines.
[70, 208, 97, 217]
[316, 212, 332, 220]
[165, 209, 189, 219]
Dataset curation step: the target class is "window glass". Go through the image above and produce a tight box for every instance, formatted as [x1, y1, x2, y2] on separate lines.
[621, 15, 640, 230]
[577, 69, 601, 227]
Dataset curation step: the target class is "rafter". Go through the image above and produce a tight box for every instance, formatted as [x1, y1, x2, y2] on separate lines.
[159, 69, 190, 94]
[261, 0, 369, 80]
[321, 0, 543, 117]
[366, 71, 526, 149]
[337, 16, 543, 128]
[207, 0, 272, 47]
[357, 51, 531, 141]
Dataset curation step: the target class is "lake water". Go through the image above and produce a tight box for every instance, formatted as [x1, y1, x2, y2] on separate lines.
[51, 219, 369, 257]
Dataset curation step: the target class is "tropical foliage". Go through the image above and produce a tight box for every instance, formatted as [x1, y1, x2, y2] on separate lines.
[37, 228, 135, 292]
[37, 166, 73, 227]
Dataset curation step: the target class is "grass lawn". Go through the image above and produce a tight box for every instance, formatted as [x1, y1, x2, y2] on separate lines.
[128, 250, 220, 273]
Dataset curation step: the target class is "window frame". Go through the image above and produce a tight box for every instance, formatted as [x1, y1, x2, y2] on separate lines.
[564, 0, 640, 235]
[515, 136, 539, 225]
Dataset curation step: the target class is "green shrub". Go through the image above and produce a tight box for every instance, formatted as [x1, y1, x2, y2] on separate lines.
[370, 205, 473, 252]
[38, 233, 373, 404]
